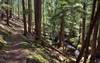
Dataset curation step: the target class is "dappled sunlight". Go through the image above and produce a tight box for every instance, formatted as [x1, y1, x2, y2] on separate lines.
[0, 0, 99, 63]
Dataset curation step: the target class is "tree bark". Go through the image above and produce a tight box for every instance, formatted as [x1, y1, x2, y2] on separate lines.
[34, 0, 42, 39]
[96, 28, 100, 56]
[82, 0, 87, 63]
[6, 0, 10, 26]
[84, 0, 100, 63]
[22, 0, 27, 35]
[28, 0, 32, 33]
[59, 14, 65, 48]
[90, 18, 99, 63]
[9, 0, 12, 18]
[1, 0, 4, 20]
[18, 0, 20, 19]
[76, 0, 97, 63]
[6, 9, 10, 26]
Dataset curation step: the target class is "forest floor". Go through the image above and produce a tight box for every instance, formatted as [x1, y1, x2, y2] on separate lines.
[0, 16, 31, 63]
[0, 15, 74, 63]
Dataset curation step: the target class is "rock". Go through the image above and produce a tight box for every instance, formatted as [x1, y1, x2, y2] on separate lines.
[74, 50, 80, 57]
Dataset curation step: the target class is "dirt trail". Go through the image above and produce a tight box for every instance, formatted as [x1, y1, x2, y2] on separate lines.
[0, 15, 34, 63]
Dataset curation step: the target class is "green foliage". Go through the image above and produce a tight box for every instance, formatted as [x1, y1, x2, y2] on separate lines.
[0, 35, 10, 50]
[18, 42, 31, 48]
[22, 9, 32, 15]
[41, 0, 91, 46]
[0, 3, 12, 11]
[43, 0, 82, 36]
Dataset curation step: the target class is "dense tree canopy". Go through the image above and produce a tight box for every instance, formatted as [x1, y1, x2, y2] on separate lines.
[0, 0, 100, 63]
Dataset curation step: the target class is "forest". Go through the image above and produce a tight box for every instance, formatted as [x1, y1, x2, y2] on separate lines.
[0, 0, 100, 63]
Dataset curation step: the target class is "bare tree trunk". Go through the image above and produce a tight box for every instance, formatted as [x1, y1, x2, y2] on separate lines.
[76, 0, 97, 63]
[96, 28, 100, 56]
[76, 22, 81, 48]
[5, 0, 10, 26]
[9, 0, 12, 18]
[59, 14, 64, 48]
[34, 0, 42, 39]
[84, 0, 100, 63]
[82, 0, 87, 63]
[82, 0, 86, 50]
[90, 18, 99, 63]
[6, 9, 10, 26]
[18, 0, 20, 19]
[1, 0, 4, 20]
[22, 0, 27, 35]
[28, 0, 32, 33]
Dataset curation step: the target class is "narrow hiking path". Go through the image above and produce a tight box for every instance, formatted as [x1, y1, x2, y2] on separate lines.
[0, 15, 67, 63]
[0, 15, 77, 63]
[0, 15, 36, 63]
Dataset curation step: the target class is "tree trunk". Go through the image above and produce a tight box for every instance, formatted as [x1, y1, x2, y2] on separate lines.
[28, 0, 32, 33]
[9, 0, 12, 18]
[5, 0, 10, 26]
[34, 0, 42, 39]
[82, 0, 86, 50]
[76, 0, 97, 63]
[18, 0, 20, 19]
[59, 14, 64, 48]
[76, 22, 81, 48]
[84, 0, 100, 63]
[22, 0, 27, 35]
[82, 0, 87, 63]
[90, 18, 99, 63]
[1, 0, 4, 20]
[6, 9, 10, 26]
[96, 28, 100, 56]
